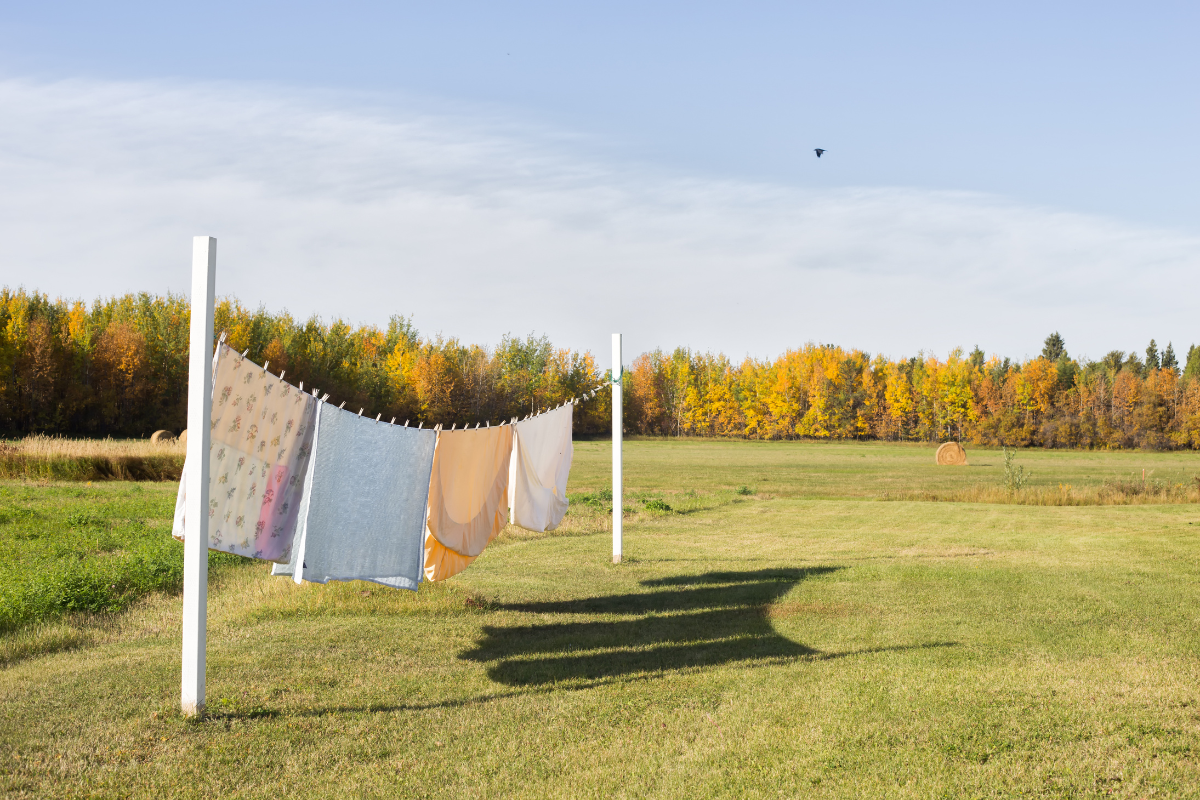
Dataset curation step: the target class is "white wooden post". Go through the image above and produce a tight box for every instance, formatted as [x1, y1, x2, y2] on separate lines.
[612, 333, 622, 563]
[182, 236, 216, 717]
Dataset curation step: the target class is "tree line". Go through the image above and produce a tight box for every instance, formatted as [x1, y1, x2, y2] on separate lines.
[624, 332, 1200, 449]
[4, 288, 1200, 449]
[0, 289, 608, 438]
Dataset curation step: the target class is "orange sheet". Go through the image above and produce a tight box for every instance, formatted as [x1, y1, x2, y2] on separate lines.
[424, 425, 513, 581]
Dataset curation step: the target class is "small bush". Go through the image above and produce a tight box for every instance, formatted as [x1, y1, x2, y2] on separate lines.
[736, 486, 755, 496]
[1002, 448, 1031, 494]
[643, 498, 673, 513]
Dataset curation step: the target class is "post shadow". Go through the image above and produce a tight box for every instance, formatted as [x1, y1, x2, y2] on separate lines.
[461, 567, 844, 686]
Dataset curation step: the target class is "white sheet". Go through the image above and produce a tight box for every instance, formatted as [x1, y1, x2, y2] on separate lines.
[508, 403, 573, 532]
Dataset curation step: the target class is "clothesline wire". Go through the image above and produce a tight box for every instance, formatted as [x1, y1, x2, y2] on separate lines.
[214, 331, 606, 433]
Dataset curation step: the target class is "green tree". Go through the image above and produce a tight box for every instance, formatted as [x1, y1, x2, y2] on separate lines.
[969, 345, 985, 370]
[1102, 351, 1125, 375]
[1041, 332, 1066, 361]
[1184, 345, 1200, 382]
[1145, 339, 1160, 371]
[1161, 342, 1178, 374]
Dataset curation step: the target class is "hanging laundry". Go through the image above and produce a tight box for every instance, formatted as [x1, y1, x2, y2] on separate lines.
[509, 403, 573, 532]
[173, 344, 318, 563]
[272, 402, 437, 590]
[424, 424, 513, 581]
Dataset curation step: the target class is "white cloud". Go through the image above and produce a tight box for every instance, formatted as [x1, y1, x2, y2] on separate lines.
[0, 76, 1196, 364]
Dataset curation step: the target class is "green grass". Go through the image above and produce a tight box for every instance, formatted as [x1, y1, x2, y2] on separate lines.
[574, 438, 1200, 504]
[0, 483, 242, 640]
[3, 440, 1200, 797]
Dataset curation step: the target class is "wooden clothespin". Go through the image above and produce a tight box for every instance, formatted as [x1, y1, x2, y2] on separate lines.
[321, 393, 330, 402]
[486, 420, 490, 427]
[299, 381, 304, 392]
[475, 422, 480, 429]
[218, 331, 227, 344]
[404, 420, 409, 427]
[418, 421, 423, 429]
[390, 417, 395, 425]
[279, 371, 285, 382]
[450, 423, 456, 430]
[375, 413, 382, 423]
[339, 401, 346, 409]
[262, 361, 269, 374]
[358, 408, 364, 416]
[242, 348, 250, 357]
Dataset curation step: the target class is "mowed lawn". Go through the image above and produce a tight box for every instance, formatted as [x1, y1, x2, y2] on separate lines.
[3, 440, 1200, 798]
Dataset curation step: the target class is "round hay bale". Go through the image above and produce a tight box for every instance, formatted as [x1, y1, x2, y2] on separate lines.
[150, 430, 176, 445]
[179, 429, 188, 449]
[935, 441, 967, 466]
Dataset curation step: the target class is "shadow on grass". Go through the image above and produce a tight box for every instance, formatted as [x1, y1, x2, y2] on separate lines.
[216, 637, 960, 720]
[211, 568, 958, 720]
[457, 567, 956, 687]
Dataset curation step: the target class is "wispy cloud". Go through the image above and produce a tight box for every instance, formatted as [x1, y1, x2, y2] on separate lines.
[1, 77, 1196, 361]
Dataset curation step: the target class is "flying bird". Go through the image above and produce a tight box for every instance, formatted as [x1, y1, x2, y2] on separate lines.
[814, 148, 825, 158]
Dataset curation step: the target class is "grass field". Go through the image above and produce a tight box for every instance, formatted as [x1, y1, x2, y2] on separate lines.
[3, 440, 1200, 797]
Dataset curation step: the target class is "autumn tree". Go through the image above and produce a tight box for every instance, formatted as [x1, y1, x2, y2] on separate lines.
[91, 321, 151, 434]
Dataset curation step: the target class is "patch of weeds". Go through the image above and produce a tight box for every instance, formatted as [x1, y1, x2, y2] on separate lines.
[643, 498, 673, 513]
[66, 511, 104, 528]
[735, 486, 755, 496]
[1102, 473, 1194, 501]
[0, 506, 37, 525]
[464, 594, 497, 612]
[569, 488, 613, 509]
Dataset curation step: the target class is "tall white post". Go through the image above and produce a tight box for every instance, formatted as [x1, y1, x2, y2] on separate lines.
[182, 236, 216, 717]
[612, 333, 622, 564]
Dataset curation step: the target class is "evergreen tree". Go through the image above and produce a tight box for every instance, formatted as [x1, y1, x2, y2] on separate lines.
[969, 345, 985, 369]
[1184, 345, 1200, 382]
[1041, 332, 1066, 361]
[1145, 339, 1160, 370]
[1161, 342, 1178, 374]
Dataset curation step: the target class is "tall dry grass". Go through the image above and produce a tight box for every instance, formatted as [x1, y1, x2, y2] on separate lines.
[4, 434, 184, 457]
[884, 477, 1200, 506]
[0, 435, 184, 481]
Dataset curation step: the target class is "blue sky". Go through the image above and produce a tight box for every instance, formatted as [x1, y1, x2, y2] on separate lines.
[1, 2, 1197, 362]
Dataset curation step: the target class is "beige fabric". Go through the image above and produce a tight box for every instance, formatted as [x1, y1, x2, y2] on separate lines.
[172, 344, 318, 563]
[424, 425, 513, 581]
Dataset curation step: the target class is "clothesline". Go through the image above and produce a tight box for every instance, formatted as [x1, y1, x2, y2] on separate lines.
[176, 340, 577, 588]
[214, 330, 607, 434]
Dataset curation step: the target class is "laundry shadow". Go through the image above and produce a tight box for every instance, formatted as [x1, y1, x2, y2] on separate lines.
[461, 567, 851, 686]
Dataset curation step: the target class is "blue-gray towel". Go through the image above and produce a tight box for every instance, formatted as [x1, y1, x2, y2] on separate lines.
[272, 403, 436, 591]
